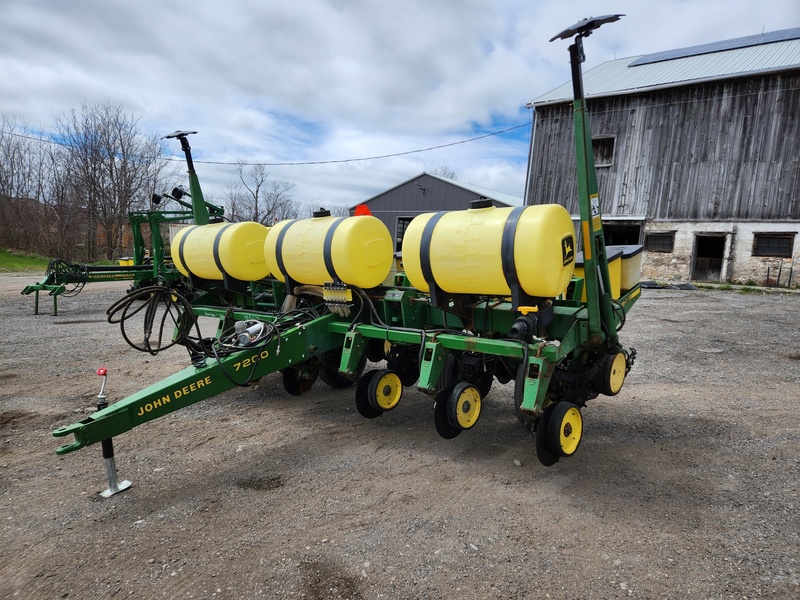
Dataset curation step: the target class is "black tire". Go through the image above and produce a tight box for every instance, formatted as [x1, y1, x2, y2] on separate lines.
[446, 382, 481, 431]
[594, 352, 627, 397]
[367, 369, 403, 412]
[433, 385, 460, 439]
[535, 404, 559, 466]
[546, 401, 583, 457]
[355, 370, 383, 419]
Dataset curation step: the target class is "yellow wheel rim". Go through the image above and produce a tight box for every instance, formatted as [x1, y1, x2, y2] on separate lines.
[454, 385, 481, 429]
[608, 352, 627, 395]
[557, 406, 583, 456]
[373, 371, 402, 410]
[559, 407, 583, 456]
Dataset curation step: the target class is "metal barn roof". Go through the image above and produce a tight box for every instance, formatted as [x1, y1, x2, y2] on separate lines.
[531, 27, 800, 106]
[354, 172, 521, 209]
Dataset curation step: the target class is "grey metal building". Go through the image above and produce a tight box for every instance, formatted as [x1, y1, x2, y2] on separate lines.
[527, 28, 800, 285]
[350, 172, 520, 252]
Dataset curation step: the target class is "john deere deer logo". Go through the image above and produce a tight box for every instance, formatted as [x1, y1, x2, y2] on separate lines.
[562, 235, 575, 266]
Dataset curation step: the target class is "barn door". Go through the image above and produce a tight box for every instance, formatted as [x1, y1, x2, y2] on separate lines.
[691, 234, 726, 282]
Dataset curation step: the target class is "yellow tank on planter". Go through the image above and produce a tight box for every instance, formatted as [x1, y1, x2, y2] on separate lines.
[264, 211, 394, 289]
[401, 202, 576, 300]
[171, 221, 271, 282]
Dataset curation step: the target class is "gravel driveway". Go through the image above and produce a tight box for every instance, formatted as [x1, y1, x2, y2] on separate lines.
[1, 273, 798, 599]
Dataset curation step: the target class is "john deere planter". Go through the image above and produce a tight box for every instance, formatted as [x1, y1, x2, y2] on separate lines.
[52, 16, 640, 492]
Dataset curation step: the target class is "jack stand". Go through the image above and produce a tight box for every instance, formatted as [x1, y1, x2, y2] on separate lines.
[94, 368, 132, 498]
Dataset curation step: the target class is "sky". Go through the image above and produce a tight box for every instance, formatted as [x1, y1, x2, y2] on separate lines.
[1, 0, 798, 210]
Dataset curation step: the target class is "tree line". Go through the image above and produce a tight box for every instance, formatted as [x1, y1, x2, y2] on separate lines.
[0, 102, 334, 263]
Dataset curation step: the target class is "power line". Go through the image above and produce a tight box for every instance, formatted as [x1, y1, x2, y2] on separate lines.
[186, 122, 532, 166]
[0, 122, 532, 166]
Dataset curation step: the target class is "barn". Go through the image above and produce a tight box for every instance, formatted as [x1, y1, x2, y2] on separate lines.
[526, 27, 800, 286]
[350, 172, 520, 253]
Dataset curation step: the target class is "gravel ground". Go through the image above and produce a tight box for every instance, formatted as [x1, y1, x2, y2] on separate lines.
[1, 272, 799, 599]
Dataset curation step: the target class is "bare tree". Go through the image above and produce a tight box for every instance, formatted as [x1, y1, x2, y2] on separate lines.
[0, 115, 49, 253]
[43, 145, 85, 257]
[232, 162, 296, 225]
[53, 101, 173, 260]
[264, 179, 297, 223]
[430, 165, 458, 180]
[223, 175, 248, 223]
[237, 161, 268, 223]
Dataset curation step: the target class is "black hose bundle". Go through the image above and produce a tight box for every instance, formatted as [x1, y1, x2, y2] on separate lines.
[106, 286, 199, 355]
[46, 259, 88, 296]
[105, 285, 328, 387]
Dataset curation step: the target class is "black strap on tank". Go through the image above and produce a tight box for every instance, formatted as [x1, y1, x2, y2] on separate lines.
[419, 212, 446, 289]
[211, 223, 234, 276]
[501, 206, 527, 301]
[274, 220, 297, 284]
[322, 217, 346, 282]
[177, 225, 199, 275]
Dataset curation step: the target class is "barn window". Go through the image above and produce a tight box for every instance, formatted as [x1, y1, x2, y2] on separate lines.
[752, 233, 794, 258]
[603, 223, 641, 246]
[592, 136, 615, 167]
[395, 216, 414, 252]
[644, 232, 675, 253]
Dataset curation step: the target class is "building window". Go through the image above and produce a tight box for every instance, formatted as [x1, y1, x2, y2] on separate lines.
[395, 216, 414, 252]
[753, 233, 794, 258]
[592, 136, 615, 167]
[644, 232, 675, 253]
[603, 223, 641, 246]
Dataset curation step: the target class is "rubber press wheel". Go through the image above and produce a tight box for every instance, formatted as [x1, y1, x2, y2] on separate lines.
[433, 385, 460, 439]
[446, 382, 482, 431]
[595, 352, 627, 396]
[367, 369, 403, 412]
[546, 401, 583, 458]
[535, 404, 560, 466]
[355, 370, 383, 419]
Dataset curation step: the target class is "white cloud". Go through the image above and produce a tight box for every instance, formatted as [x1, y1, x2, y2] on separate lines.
[1, 0, 798, 207]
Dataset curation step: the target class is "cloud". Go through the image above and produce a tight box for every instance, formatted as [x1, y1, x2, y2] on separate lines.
[1, 0, 798, 208]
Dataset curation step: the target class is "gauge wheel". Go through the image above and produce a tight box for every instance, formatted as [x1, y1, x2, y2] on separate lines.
[535, 404, 560, 466]
[596, 351, 627, 396]
[355, 370, 383, 419]
[513, 363, 537, 432]
[434, 385, 460, 439]
[281, 366, 317, 396]
[319, 348, 367, 389]
[367, 369, 403, 412]
[446, 382, 482, 431]
[546, 401, 583, 457]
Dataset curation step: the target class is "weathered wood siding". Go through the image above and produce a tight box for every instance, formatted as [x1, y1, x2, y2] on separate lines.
[528, 72, 800, 221]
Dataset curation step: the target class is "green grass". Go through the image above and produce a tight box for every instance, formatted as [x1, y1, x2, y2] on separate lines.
[0, 249, 51, 273]
[0, 250, 122, 272]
